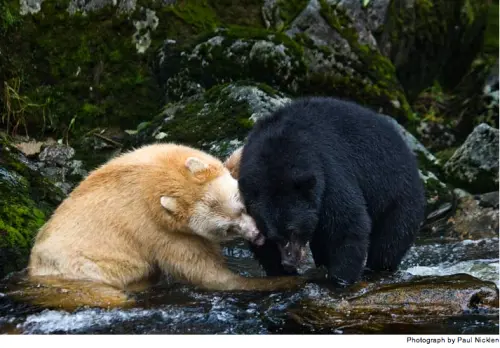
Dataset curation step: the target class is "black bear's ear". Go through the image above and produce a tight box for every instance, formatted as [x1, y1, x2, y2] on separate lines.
[294, 174, 316, 193]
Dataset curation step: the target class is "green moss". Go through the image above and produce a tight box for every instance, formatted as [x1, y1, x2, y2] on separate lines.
[171, 0, 219, 30]
[435, 147, 458, 164]
[1, 0, 270, 141]
[382, 0, 490, 101]
[0, 0, 21, 33]
[276, 0, 309, 27]
[207, 0, 264, 27]
[133, 82, 260, 158]
[482, 2, 499, 55]
[313, 0, 412, 123]
[160, 26, 307, 101]
[0, 135, 64, 277]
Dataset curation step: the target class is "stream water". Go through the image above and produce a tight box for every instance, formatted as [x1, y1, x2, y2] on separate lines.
[0, 234, 498, 335]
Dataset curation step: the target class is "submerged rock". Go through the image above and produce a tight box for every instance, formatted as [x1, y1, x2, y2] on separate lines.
[281, 274, 499, 334]
[444, 123, 499, 193]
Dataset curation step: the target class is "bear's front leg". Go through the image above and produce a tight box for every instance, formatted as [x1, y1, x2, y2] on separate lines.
[311, 207, 371, 287]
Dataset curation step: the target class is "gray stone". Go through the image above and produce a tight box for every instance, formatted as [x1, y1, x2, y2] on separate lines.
[364, 0, 391, 32]
[67, 0, 137, 15]
[38, 144, 76, 167]
[20, 0, 44, 15]
[444, 123, 499, 193]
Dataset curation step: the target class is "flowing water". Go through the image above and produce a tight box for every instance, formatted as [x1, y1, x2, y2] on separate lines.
[0, 237, 498, 335]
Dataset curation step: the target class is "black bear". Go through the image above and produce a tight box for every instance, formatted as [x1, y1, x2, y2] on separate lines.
[236, 96, 426, 286]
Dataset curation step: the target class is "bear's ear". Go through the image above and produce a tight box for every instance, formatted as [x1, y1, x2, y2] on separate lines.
[185, 157, 209, 174]
[224, 146, 243, 179]
[160, 196, 177, 214]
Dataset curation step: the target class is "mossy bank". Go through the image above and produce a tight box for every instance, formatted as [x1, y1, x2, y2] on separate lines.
[0, 135, 64, 277]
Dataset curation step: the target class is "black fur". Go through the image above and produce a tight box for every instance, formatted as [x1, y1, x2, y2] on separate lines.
[238, 97, 426, 286]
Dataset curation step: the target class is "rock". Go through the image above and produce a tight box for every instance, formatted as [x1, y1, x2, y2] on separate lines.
[0, 136, 64, 278]
[280, 274, 499, 334]
[422, 192, 499, 243]
[20, 0, 44, 15]
[67, 0, 138, 15]
[283, 0, 411, 121]
[157, 28, 307, 101]
[129, 82, 291, 159]
[157, 15, 411, 121]
[13, 139, 55, 158]
[451, 59, 499, 142]
[364, 0, 390, 33]
[444, 123, 499, 193]
[36, 144, 88, 195]
[377, 0, 492, 101]
[38, 144, 76, 167]
[381, 115, 455, 216]
[476, 191, 499, 209]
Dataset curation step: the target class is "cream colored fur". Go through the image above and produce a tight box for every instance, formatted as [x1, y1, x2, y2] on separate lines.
[24, 143, 305, 310]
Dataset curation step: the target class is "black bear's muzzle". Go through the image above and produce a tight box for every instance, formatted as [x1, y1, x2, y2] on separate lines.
[279, 241, 306, 269]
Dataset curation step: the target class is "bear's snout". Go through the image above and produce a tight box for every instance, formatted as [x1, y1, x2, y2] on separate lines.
[237, 213, 266, 246]
[279, 241, 306, 269]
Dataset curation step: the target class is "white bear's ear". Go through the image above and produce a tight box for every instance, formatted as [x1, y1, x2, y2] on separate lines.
[160, 196, 177, 213]
[224, 146, 243, 179]
[185, 157, 208, 174]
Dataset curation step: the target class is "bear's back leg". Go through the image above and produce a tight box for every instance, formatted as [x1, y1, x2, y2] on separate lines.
[365, 195, 425, 272]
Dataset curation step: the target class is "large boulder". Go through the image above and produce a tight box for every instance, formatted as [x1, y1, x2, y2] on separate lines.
[444, 123, 499, 194]
[129, 82, 291, 159]
[156, 19, 412, 123]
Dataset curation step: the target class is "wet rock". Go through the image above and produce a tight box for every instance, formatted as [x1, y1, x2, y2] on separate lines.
[418, 189, 499, 245]
[444, 123, 499, 193]
[0, 136, 64, 278]
[449, 193, 499, 241]
[476, 191, 499, 209]
[282, 274, 499, 334]
[404, 260, 499, 288]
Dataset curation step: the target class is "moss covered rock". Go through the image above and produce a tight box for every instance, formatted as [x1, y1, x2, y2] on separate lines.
[0, 135, 64, 278]
[158, 22, 412, 123]
[130, 82, 291, 159]
[157, 27, 307, 102]
[444, 123, 499, 194]
[0, 0, 269, 140]
[378, 0, 492, 102]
